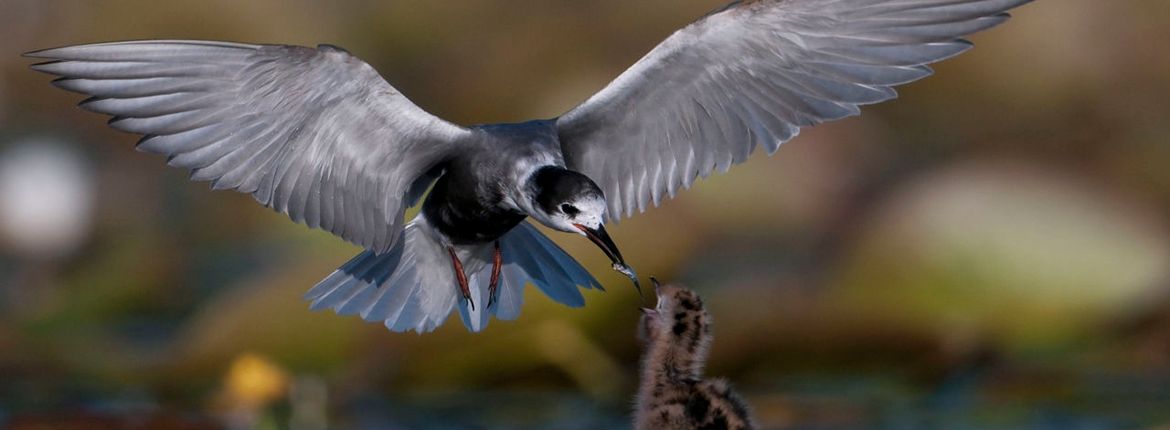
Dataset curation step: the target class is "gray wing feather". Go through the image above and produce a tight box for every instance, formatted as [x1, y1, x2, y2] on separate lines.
[556, 0, 1030, 220]
[27, 40, 469, 252]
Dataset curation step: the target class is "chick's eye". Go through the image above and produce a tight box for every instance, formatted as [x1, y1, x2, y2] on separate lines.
[559, 203, 580, 216]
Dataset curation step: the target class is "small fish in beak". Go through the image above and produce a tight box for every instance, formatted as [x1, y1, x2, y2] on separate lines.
[575, 223, 641, 295]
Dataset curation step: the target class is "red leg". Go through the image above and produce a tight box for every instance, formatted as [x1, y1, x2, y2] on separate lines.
[488, 241, 502, 309]
[447, 246, 474, 311]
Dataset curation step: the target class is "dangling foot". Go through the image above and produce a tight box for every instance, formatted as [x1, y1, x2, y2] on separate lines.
[447, 246, 474, 311]
[488, 241, 502, 309]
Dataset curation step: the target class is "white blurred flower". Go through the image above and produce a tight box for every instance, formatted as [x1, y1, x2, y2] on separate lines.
[0, 138, 95, 259]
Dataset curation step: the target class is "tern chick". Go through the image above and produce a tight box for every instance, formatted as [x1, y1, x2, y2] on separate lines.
[635, 279, 754, 430]
[27, 0, 1030, 333]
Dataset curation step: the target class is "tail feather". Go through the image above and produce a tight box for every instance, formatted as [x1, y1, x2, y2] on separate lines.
[500, 222, 604, 308]
[307, 249, 396, 312]
[361, 255, 417, 323]
[387, 279, 440, 332]
[531, 226, 603, 289]
[494, 264, 528, 320]
[304, 216, 603, 333]
[455, 271, 492, 332]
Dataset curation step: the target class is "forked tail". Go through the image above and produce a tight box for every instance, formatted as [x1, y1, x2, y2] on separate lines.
[303, 215, 603, 333]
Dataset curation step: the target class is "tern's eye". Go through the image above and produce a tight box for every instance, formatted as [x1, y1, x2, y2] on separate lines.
[560, 203, 580, 216]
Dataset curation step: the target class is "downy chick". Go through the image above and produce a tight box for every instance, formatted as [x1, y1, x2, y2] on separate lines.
[635, 279, 754, 430]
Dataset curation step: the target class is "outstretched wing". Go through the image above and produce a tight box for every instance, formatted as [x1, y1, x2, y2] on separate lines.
[27, 40, 470, 253]
[556, 0, 1031, 220]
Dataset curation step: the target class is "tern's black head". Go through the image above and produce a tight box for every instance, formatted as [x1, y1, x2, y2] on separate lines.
[531, 167, 604, 218]
[525, 167, 639, 290]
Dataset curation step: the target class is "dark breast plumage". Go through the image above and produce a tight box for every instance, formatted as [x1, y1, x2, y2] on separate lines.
[423, 171, 527, 245]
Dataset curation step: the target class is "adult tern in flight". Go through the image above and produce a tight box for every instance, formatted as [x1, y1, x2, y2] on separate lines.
[27, 0, 1031, 332]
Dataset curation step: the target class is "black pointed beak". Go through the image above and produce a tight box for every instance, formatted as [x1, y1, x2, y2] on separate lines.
[576, 224, 624, 266]
[575, 223, 641, 295]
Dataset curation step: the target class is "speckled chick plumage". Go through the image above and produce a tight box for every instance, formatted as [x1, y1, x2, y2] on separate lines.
[635, 282, 753, 430]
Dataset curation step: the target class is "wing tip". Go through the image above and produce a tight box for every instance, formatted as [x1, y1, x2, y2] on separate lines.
[24, 40, 264, 63]
[77, 96, 103, 112]
[23, 49, 52, 59]
[134, 135, 161, 154]
[23, 45, 79, 59]
[49, 77, 77, 91]
[24, 43, 103, 60]
[27, 60, 62, 74]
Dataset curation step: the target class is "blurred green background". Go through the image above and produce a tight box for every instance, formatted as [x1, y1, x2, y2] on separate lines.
[2, 1, 1169, 429]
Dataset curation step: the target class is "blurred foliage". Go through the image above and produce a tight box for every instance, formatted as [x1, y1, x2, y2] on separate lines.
[2, 0, 1170, 429]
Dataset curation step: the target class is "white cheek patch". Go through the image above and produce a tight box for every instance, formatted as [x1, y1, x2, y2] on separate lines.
[572, 197, 608, 229]
[552, 213, 582, 234]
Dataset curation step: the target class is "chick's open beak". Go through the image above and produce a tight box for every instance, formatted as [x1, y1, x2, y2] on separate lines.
[574, 223, 641, 295]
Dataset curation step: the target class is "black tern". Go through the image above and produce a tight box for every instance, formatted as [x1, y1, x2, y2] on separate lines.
[26, 0, 1031, 333]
